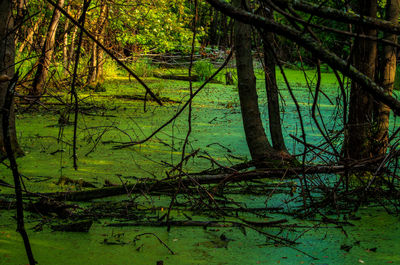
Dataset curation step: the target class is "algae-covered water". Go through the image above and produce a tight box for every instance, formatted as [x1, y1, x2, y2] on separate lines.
[1, 68, 400, 264]
[1, 207, 400, 264]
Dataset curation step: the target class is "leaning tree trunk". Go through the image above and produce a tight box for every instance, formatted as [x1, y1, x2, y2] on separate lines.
[233, 0, 275, 163]
[344, 0, 377, 160]
[373, 0, 400, 155]
[0, 0, 23, 159]
[31, 0, 65, 96]
[18, 15, 42, 53]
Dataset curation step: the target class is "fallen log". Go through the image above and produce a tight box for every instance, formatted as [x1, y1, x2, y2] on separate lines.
[107, 219, 289, 229]
[31, 163, 381, 201]
[51, 220, 93, 232]
[107, 220, 233, 228]
[112, 94, 182, 104]
[154, 73, 223, 84]
[154, 73, 200, 81]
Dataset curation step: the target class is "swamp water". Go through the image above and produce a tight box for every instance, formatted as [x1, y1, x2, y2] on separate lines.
[1, 69, 399, 264]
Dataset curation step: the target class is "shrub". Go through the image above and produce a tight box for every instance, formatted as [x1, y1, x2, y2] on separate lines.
[194, 60, 214, 81]
[127, 58, 156, 77]
[102, 59, 121, 78]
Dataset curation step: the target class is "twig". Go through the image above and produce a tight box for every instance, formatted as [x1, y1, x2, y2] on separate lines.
[134, 233, 175, 255]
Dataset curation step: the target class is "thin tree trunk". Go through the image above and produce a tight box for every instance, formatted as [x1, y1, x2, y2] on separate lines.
[96, 16, 107, 81]
[14, 0, 26, 45]
[88, 2, 107, 84]
[66, 25, 78, 73]
[87, 42, 98, 84]
[344, 0, 377, 160]
[18, 15, 41, 53]
[63, 5, 70, 75]
[233, 0, 274, 162]
[31, 0, 65, 96]
[0, 0, 23, 158]
[374, 0, 400, 155]
[261, 29, 288, 154]
[209, 8, 219, 46]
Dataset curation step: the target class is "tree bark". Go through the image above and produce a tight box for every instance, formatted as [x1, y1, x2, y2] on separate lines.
[87, 42, 98, 84]
[0, 0, 22, 159]
[260, 13, 288, 154]
[373, 0, 400, 155]
[233, 0, 275, 162]
[18, 15, 42, 53]
[31, 0, 65, 96]
[66, 24, 78, 74]
[88, 2, 107, 84]
[344, 0, 378, 160]
[95, 16, 107, 81]
[63, 5, 70, 75]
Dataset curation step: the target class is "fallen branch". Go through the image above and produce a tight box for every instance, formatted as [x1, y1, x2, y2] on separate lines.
[31, 163, 384, 201]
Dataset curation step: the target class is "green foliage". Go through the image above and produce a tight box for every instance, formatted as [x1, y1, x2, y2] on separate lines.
[194, 60, 214, 81]
[125, 58, 157, 77]
[102, 60, 121, 78]
[102, 58, 158, 79]
[320, 64, 333, 73]
[15, 51, 37, 76]
[108, 0, 197, 53]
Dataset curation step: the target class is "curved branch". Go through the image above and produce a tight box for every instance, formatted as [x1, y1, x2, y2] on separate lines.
[205, 0, 400, 115]
[277, 0, 400, 35]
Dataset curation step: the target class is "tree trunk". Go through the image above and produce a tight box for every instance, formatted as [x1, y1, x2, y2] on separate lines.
[96, 17, 107, 82]
[0, 0, 23, 159]
[209, 8, 219, 46]
[88, 2, 107, 84]
[87, 42, 98, 84]
[66, 24, 78, 74]
[14, 0, 26, 45]
[31, 0, 65, 96]
[233, 0, 275, 162]
[344, 0, 377, 160]
[261, 25, 288, 154]
[18, 15, 41, 53]
[373, 0, 400, 155]
[63, 5, 70, 75]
